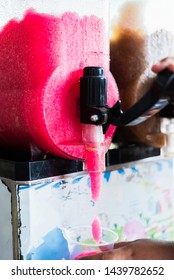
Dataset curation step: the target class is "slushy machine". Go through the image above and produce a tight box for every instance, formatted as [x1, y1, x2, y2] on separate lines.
[1, 0, 174, 260]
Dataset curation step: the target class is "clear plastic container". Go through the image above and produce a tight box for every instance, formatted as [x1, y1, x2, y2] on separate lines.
[110, 0, 174, 148]
[0, 0, 118, 159]
[64, 225, 118, 260]
[0, 0, 109, 28]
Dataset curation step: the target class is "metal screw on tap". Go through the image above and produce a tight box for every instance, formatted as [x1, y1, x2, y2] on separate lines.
[90, 114, 99, 122]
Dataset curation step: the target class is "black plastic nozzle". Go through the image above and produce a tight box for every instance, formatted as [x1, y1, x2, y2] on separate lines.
[81, 67, 107, 106]
[80, 67, 108, 125]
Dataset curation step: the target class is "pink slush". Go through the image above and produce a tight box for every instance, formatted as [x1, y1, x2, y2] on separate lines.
[0, 10, 119, 201]
[0, 9, 118, 159]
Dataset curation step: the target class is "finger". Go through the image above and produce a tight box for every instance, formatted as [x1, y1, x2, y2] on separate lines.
[79, 248, 128, 260]
[94, 248, 130, 260]
[152, 57, 174, 73]
[114, 241, 129, 249]
[78, 252, 104, 260]
[79, 243, 131, 260]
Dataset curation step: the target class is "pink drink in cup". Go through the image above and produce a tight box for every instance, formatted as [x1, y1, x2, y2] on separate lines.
[64, 225, 118, 260]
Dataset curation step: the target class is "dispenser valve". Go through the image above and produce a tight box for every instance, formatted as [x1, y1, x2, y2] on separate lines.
[80, 67, 174, 130]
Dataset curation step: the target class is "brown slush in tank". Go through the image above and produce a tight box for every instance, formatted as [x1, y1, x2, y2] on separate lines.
[110, 1, 174, 148]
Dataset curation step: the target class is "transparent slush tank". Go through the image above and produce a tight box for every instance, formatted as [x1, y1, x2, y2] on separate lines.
[0, 0, 109, 27]
[110, 0, 174, 148]
[0, 0, 119, 202]
[0, 0, 109, 64]
[0, 0, 113, 154]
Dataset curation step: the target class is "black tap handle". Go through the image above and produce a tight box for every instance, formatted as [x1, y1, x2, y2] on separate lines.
[80, 66, 108, 125]
[108, 68, 174, 126]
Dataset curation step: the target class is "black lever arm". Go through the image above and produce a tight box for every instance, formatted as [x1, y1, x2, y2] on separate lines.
[80, 67, 174, 129]
[108, 69, 174, 126]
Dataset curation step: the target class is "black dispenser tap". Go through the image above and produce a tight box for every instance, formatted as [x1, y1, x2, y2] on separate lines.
[80, 67, 108, 125]
[80, 67, 174, 131]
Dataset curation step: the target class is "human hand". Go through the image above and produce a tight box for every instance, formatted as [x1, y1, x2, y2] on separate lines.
[78, 239, 174, 260]
[152, 57, 174, 73]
